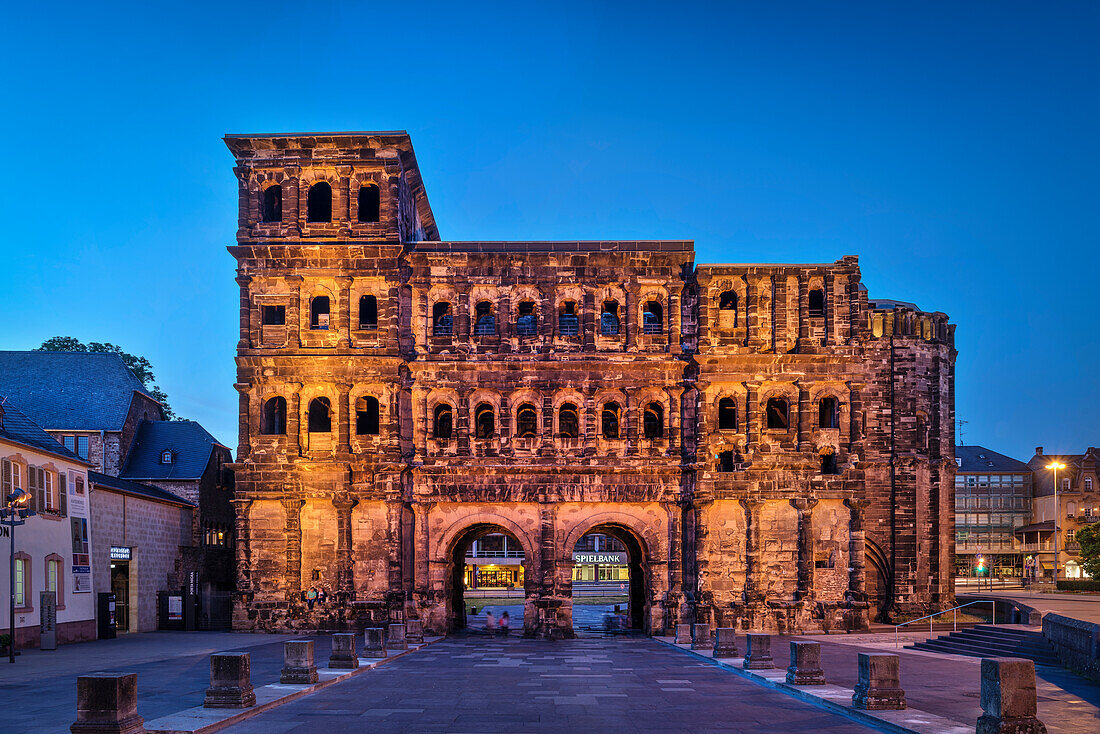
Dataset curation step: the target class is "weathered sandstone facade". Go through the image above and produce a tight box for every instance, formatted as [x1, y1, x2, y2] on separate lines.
[226, 132, 956, 637]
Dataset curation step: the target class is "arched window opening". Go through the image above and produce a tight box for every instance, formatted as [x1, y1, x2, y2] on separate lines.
[719, 291, 738, 311]
[261, 397, 287, 435]
[310, 295, 330, 330]
[474, 301, 496, 336]
[821, 450, 839, 475]
[766, 397, 789, 430]
[475, 403, 495, 439]
[516, 403, 538, 438]
[517, 301, 537, 336]
[356, 396, 380, 435]
[718, 398, 738, 431]
[357, 184, 380, 223]
[262, 185, 282, 223]
[558, 301, 579, 336]
[601, 402, 621, 439]
[819, 397, 839, 429]
[358, 295, 378, 330]
[307, 182, 332, 223]
[642, 301, 663, 334]
[643, 402, 664, 439]
[307, 397, 331, 433]
[601, 301, 621, 336]
[809, 289, 825, 317]
[559, 403, 580, 439]
[433, 404, 453, 439]
[432, 302, 453, 336]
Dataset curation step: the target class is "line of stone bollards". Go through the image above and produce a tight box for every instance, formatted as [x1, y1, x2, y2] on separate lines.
[69, 624, 421, 734]
[676, 624, 1048, 732]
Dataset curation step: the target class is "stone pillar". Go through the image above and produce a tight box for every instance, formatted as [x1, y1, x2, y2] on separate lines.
[499, 393, 512, 455]
[363, 628, 387, 658]
[674, 623, 692, 644]
[582, 289, 596, 351]
[822, 271, 832, 345]
[786, 641, 826, 685]
[797, 273, 810, 349]
[792, 498, 818, 602]
[691, 622, 711, 650]
[624, 285, 637, 350]
[413, 502, 431, 595]
[977, 658, 1046, 734]
[337, 382, 352, 455]
[744, 382, 760, 451]
[235, 384, 251, 461]
[741, 499, 765, 604]
[743, 633, 774, 669]
[329, 633, 359, 669]
[713, 627, 738, 658]
[385, 499, 404, 597]
[665, 386, 682, 455]
[236, 275, 252, 351]
[282, 499, 305, 600]
[848, 383, 864, 453]
[667, 290, 681, 354]
[387, 622, 408, 651]
[286, 275, 303, 347]
[456, 284, 471, 343]
[845, 498, 869, 604]
[338, 276, 353, 347]
[71, 673, 145, 734]
[333, 497, 356, 600]
[796, 383, 810, 452]
[281, 640, 319, 684]
[743, 276, 755, 348]
[848, 273, 861, 341]
[456, 388, 472, 455]
[853, 653, 907, 710]
[285, 166, 301, 235]
[203, 653, 256, 708]
[405, 618, 425, 644]
[623, 391, 638, 456]
[231, 499, 253, 594]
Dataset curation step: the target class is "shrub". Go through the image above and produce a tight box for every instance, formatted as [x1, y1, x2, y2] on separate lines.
[1056, 579, 1100, 592]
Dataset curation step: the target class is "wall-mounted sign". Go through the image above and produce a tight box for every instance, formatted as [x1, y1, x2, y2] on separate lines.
[572, 552, 628, 565]
[110, 546, 132, 561]
[72, 565, 91, 593]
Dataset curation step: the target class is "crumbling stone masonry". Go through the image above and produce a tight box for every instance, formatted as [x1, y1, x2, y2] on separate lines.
[225, 132, 956, 638]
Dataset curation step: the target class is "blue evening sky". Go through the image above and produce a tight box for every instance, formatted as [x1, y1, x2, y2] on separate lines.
[2, 1, 1096, 460]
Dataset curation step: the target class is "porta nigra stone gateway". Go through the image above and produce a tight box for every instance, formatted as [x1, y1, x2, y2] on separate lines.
[225, 132, 957, 638]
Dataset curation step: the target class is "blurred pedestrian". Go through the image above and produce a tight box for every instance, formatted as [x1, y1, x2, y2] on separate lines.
[485, 609, 496, 634]
[499, 611, 510, 637]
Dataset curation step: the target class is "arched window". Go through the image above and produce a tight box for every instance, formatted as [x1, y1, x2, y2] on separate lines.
[766, 397, 789, 430]
[307, 182, 332, 223]
[433, 404, 453, 439]
[516, 403, 538, 438]
[643, 402, 664, 438]
[559, 403, 580, 438]
[821, 449, 839, 475]
[357, 184, 380, 223]
[475, 403, 495, 439]
[474, 301, 496, 336]
[261, 397, 287, 435]
[719, 291, 738, 311]
[718, 398, 737, 431]
[642, 301, 663, 334]
[517, 301, 537, 336]
[601, 402, 620, 439]
[307, 397, 331, 433]
[358, 295, 378, 330]
[558, 301, 579, 336]
[809, 289, 825, 317]
[356, 396, 380, 435]
[601, 301, 620, 336]
[262, 185, 282, 223]
[310, 295, 330, 330]
[432, 302, 453, 336]
[819, 397, 839, 429]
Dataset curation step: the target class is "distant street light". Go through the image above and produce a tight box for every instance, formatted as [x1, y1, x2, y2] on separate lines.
[1046, 461, 1066, 584]
[3, 488, 32, 664]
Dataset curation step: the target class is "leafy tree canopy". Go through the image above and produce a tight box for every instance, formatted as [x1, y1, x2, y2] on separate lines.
[35, 336, 177, 420]
[1077, 522, 1100, 580]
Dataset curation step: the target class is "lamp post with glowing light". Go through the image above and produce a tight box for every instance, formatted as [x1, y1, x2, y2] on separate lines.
[1047, 461, 1066, 583]
[3, 488, 32, 664]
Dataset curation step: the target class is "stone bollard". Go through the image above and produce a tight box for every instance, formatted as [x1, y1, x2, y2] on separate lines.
[674, 623, 692, 644]
[785, 641, 827, 685]
[387, 622, 408, 651]
[71, 673, 145, 734]
[691, 623, 711, 650]
[405, 618, 424, 644]
[204, 653, 256, 708]
[713, 627, 738, 658]
[976, 658, 1047, 734]
[852, 653, 906, 710]
[364, 628, 387, 658]
[743, 633, 774, 669]
[329, 633, 359, 670]
[281, 640, 319, 684]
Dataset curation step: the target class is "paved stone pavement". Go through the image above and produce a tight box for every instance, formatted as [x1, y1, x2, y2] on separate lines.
[223, 635, 871, 733]
[466, 603, 625, 635]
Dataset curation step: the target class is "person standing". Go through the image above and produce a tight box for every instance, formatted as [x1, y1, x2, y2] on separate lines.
[499, 611, 510, 637]
[485, 610, 496, 635]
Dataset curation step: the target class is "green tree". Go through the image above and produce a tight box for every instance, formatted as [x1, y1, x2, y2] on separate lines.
[1077, 522, 1100, 580]
[35, 336, 177, 420]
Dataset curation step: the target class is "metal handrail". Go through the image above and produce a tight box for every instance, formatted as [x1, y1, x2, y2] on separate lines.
[894, 599, 996, 648]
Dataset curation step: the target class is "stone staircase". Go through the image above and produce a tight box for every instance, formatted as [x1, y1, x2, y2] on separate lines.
[909, 624, 1062, 666]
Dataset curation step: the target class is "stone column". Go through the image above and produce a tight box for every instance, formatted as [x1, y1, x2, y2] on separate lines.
[582, 289, 596, 351]
[744, 382, 760, 450]
[456, 388, 472, 455]
[284, 165, 301, 235]
[338, 276, 353, 347]
[385, 499, 404, 594]
[624, 391, 638, 456]
[624, 285, 637, 350]
[413, 288, 428, 353]
[667, 290, 681, 354]
[797, 273, 810, 349]
[853, 653, 907, 710]
[786, 641, 827, 685]
[792, 498, 819, 602]
[848, 383, 864, 454]
[235, 384, 251, 461]
[280, 640, 319, 684]
[665, 386, 682, 455]
[822, 271, 832, 345]
[796, 382, 810, 452]
[848, 273, 861, 341]
[539, 393, 555, 456]
[977, 658, 1045, 734]
[845, 498, 869, 603]
[282, 499, 305, 600]
[413, 502, 432, 596]
[286, 275, 303, 347]
[743, 276, 756, 348]
[499, 393, 512, 455]
[583, 391, 596, 457]
[456, 283, 471, 343]
[333, 498, 357, 600]
[500, 290, 513, 351]
[232, 499, 253, 594]
[337, 383, 352, 455]
[236, 275, 252, 350]
[288, 387, 303, 456]
[741, 499, 765, 604]
[204, 653, 256, 708]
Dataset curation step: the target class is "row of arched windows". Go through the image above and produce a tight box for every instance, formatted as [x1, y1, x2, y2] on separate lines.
[260, 396, 381, 436]
[263, 294, 380, 331]
[260, 182, 381, 224]
[431, 401, 666, 441]
[431, 299, 664, 337]
[713, 396, 840, 431]
[713, 288, 826, 322]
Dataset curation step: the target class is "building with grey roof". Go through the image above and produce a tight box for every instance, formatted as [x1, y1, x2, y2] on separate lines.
[954, 445, 1033, 581]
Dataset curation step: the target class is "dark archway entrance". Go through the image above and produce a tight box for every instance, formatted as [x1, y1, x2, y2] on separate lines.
[571, 524, 647, 634]
[448, 523, 527, 632]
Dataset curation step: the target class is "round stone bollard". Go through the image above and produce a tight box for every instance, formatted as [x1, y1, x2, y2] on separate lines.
[691, 623, 711, 650]
[329, 633, 359, 670]
[71, 673, 145, 734]
[405, 618, 425, 644]
[204, 653, 256, 708]
[785, 641, 827, 685]
[713, 627, 738, 658]
[363, 627, 387, 658]
[281, 639, 319, 684]
[387, 622, 408, 651]
[977, 658, 1047, 734]
[743, 633, 774, 669]
[674, 623, 692, 645]
[852, 653, 906, 710]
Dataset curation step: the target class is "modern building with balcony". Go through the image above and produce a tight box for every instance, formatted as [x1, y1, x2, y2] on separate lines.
[1026, 446, 1099, 580]
[954, 446, 1033, 579]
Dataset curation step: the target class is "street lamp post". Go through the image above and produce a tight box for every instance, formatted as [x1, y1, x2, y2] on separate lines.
[1046, 461, 1066, 585]
[3, 488, 32, 664]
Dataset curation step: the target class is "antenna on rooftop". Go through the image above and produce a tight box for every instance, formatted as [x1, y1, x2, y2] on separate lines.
[956, 419, 968, 446]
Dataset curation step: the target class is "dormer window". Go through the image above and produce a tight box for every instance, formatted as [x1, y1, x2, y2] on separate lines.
[160, 450, 174, 465]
